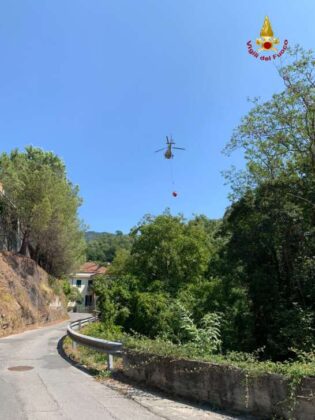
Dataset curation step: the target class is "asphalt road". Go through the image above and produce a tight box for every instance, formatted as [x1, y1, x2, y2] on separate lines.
[0, 314, 238, 420]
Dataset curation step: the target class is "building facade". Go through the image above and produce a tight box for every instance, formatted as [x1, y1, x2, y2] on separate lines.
[68, 262, 107, 312]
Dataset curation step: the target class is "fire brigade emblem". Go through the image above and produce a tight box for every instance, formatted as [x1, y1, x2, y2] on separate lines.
[256, 16, 280, 52]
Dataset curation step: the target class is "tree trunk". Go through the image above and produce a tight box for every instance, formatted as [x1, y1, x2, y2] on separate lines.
[30, 243, 40, 264]
[19, 230, 31, 257]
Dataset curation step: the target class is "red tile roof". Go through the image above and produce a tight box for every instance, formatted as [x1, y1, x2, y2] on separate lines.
[79, 262, 107, 275]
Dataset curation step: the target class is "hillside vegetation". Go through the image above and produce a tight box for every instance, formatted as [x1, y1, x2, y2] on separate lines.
[86, 230, 133, 263]
[0, 147, 85, 277]
[0, 252, 67, 336]
[92, 47, 315, 363]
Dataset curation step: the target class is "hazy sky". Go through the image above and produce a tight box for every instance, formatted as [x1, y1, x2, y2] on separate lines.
[0, 1, 314, 232]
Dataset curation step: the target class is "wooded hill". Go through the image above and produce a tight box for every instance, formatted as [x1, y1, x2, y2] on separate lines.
[85, 230, 133, 263]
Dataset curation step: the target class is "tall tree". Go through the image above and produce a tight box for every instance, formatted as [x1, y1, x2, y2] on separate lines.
[222, 46, 315, 359]
[0, 147, 86, 276]
[224, 46, 315, 201]
[223, 181, 315, 359]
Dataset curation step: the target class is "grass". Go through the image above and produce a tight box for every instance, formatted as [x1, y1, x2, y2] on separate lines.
[63, 335, 122, 375]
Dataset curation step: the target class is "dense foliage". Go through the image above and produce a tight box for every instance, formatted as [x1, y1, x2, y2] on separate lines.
[221, 46, 315, 359]
[0, 147, 86, 276]
[93, 213, 225, 344]
[223, 181, 314, 359]
[93, 47, 315, 362]
[0, 194, 20, 250]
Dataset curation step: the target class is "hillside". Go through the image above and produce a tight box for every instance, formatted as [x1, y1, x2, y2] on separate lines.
[85, 230, 126, 242]
[0, 252, 68, 337]
[85, 231, 104, 242]
[85, 231, 133, 263]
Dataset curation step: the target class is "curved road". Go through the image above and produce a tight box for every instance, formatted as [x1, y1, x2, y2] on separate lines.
[0, 314, 238, 420]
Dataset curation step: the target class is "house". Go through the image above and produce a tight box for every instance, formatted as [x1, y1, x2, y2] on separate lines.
[68, 262, 107, 312]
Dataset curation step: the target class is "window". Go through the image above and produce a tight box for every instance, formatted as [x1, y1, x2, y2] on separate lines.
[85, 295, 93, 307]
[88, 280, 93, 290]
[76, 279, 82, 287]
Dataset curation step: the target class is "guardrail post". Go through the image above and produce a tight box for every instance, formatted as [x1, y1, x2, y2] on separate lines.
[107, 354, 114, 371]
[67, 318, 122, 369]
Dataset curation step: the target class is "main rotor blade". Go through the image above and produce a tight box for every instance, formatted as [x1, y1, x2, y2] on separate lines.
[173, 147, 185, 150]
[155, 148, 166, 153]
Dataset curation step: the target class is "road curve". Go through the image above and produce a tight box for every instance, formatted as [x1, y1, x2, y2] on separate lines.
[0, 314, 237, 420]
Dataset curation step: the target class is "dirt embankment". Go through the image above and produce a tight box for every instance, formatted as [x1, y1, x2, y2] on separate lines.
[0, 252, 68, 337]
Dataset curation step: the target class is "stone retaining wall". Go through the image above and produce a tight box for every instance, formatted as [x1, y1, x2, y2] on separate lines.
[122, 350, 315, 419]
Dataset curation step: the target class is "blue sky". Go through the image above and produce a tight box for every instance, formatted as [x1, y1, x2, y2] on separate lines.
[0, 1, 314, 232]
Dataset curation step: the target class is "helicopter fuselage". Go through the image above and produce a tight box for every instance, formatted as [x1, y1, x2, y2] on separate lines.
[164, 147, 173, 159]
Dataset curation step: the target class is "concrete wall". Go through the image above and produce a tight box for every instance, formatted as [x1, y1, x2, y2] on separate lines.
[122, 350, 315, 419]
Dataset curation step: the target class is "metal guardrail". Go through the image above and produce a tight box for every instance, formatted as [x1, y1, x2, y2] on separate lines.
[67, 316, 123, 370]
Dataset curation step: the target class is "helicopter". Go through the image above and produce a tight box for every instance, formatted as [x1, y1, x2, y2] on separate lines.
[155, 136, 185, 159]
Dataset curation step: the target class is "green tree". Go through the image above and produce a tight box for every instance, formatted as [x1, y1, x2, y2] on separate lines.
[92, 274, 139, 328]
[92, 213, 222, 339]
[224, 46, 315, 200]
[129, 212, 214, 295]
[0, 147, 86, 276]
[129, 291, 172, 338]
[108, 248, 131, 277]
[223, 181, 315, 359]
[221, 47, 315, 359]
